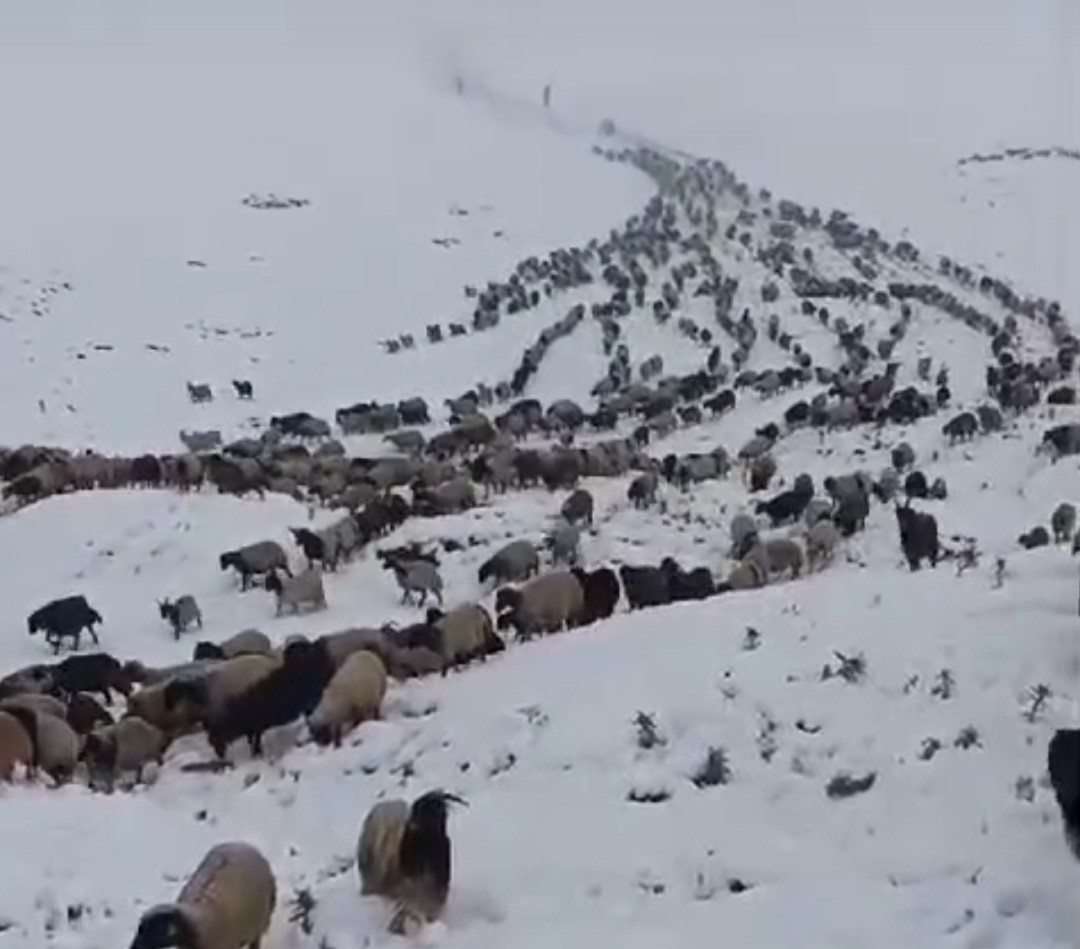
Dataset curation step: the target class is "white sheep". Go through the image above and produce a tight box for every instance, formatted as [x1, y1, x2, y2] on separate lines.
[307, 650, 388, 747]
[130, 842, 276, 949]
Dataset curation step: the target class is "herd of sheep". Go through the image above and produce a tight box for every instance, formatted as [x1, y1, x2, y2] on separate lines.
[1, 127, 1079, 946]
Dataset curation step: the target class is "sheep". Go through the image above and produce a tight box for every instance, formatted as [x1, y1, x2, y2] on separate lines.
[65, 692, 114, 736]
[47, 653, 132, 702]
[660, 558, 714, 601]
[219, 540, 290, 591]
[82, 716, 169, 790]
[232, 379, 254, 399]
[895, 503, 939, 570]
[716, 559, 766, 593]
[1019, 526, 1050, 550]
[158, 595, 203, 639]
[547, 520, 581, 566]
[756, 481, 813, 526]
[744, 537, 804, 581]
[130, 842, 276, 949]
[179, 429, 222, 453]
[0, 692, 66, 719]
[729, 513, 759, 560]
[560, 488, 595, 526]
[265, 566, 326, 615]
[618, 564, 671, 610]
[383, 558, 444, 607]
[806, 518, 841, 571]
[1048, 729, 1080, 861]
[126, 681, 205, 737]
[571, 566, 620, 623]
[186, 381, 213, 403]
[803, 497, 833, 527]
[203, 639, 335, 758]
[0, 709, 34, 781]
[1052, 502, 1077, 544]
[477, 540, 540, 586]
[627, 471, 659, 508]
[192, 629, 272, 661]
[317, 627, 397, 671]
[833, 486, 870, 536]
[307, 650, 388, 746]
[357, 790, 466, 935]
[496, 571, 585, 640]
[163, 653, 282, 727]
[3, 705, 80, 785]
[0, 664, 54, 699]
[428, 604, 503, 672]
[27, 594, 102, 654]
[748, 453, 777, 492]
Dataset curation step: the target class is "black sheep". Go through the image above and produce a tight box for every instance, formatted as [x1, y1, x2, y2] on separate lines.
[904, 470, 929, 499]
[1049, 729, 1080, 861]
[618, 565, 671, 610]
[47, 653, 132, 702]
[660, 558, 714, 601]
[65, 692, 114, 735]
[393, 790, 467, 934]
[27, 595, 102, 654]
[232, 379, 254, 399]
[895, 503, 939, 570]
[571, 567, 620, 624]
[202, 640, 335, 758]
[755, 481, 813, 527]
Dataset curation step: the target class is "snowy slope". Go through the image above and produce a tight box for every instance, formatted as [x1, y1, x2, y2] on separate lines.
[1, 1, 1079, 948]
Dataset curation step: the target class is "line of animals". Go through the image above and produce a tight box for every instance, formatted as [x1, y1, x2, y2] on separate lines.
[127, 786, 461, 948]
[185, 379, 254, 404]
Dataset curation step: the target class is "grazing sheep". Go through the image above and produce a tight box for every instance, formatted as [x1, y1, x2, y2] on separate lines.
[618, 564, 672, 610]
[65, 692, 113, 736]
[806, 518, 841, 571]
[203, 640, 335, 758]
[219, 541, 290, 591]
[803, 497, 833, 527]
[496, 571, 585, 639]
[82, 716, 169, 790]
[265, 566, 326, 615]
[744, 537, 804, 581]
[756, 479, 813, 526]
[729, 512, 760, 560]
[186, 381, 213, 404]
[0, 692, 66, 720]
[130, 842, 276, 949]
[904, 470, 929, 499]
[833, 487, 870, 537]
[126, 681, 204, 738]
[48, 653, 132, 702]
[660, 557, 714, 601]
[0, 709, 34, 781]
[548, 520, 581, 566]
[628, 471, 659, 508]
[942, 411, 978, 444]
[895, 503, 939, 570]
[27, 595, 102, 654]
[1048, 729, 1080, 861]
[1019, 526, 1050, 550]
[384, 558, 444, 607]
[317, 627, 396, 671]
[179, 429, 222, 453]
[890, 442, 916, 471]
[192, 629, 272, 661]
[571, 566, 620, 623]
[748, 453, 777, 492]
[1052, 502, 1077, 544]
[4, 705, 80, 785]
[158, 595, 203, 639]
[428, 604, 503, 672]
[560, 488, 594, 526]
[357, 790, 466, 935]
[477, 540, 540, 586]
[307, 650, 388, 747]
[717, 559, 766, 593]
[162, 653, 282, 727]
[232, 379, 254, 399]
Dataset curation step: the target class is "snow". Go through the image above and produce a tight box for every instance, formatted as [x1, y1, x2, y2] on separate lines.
[1, 0, 1079, 947]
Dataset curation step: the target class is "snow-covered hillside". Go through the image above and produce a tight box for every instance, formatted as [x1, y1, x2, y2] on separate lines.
[1, 1, 1079, 948]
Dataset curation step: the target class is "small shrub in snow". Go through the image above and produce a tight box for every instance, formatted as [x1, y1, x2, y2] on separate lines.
[633, 711, 666, 750]
[1014, 775, 1035, 803]
[822, 650, 867, 684]
[1022, 683, 1052, 722]
[825, 771, 877, 799]
[757, 712, 780, 762]
[742, 627, 762, 651]
[930, 669, 956, 700]
[954, 726, 982, 749]
[918, 738, 942, 761]
[289, 888, 317, 936]
[691, 747, 731, 788]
